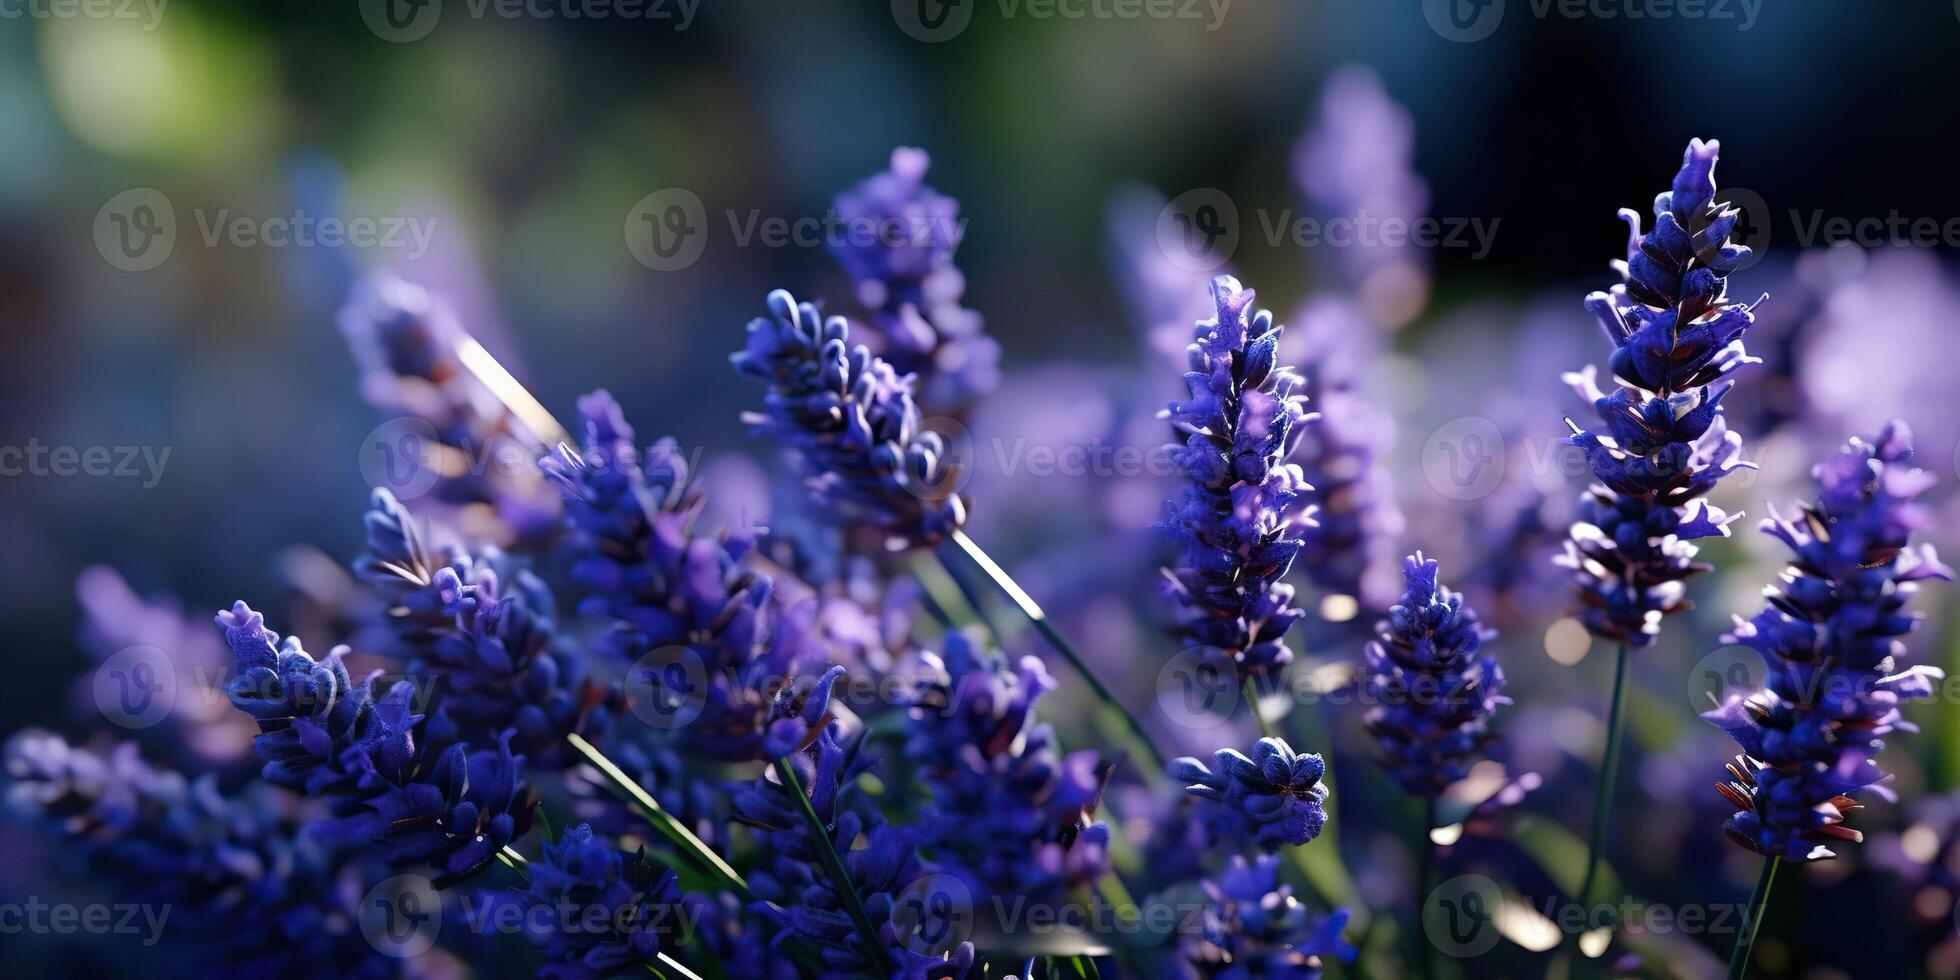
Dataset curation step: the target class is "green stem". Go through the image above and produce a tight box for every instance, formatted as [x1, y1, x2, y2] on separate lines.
[1418, 798, 1437, 980]
[774, 758, 891, 974]
[565, 732, 748, 895]
[947, 529, 1168, 773]
[1243, 675, 1278, 739]
[647, 952, 706, 980]
[1727, 857, 1779, 980]
[1573, 642, 1630, 959]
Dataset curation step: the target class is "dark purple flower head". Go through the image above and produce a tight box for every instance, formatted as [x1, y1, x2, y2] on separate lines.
[508, 822, 684, 980]
[1561, 139, 1762, 646]
[4, 731, 395, 978]
[217, 601, 535, 875]
[1703, 422, 1951, 861]
[338, 274, 559, 537]
[734, 289, 967, 549]
[1363, 553, 1507, 798]
[829, 147, 998, 413]
[731, 724, 977, 978]
[1159, 276, 1317, 680]
[355, 489, 615, 765]
[1176, 854, 1355, 979]
[1171, 736, 1329, 852]
[904, 633, 1112, 900]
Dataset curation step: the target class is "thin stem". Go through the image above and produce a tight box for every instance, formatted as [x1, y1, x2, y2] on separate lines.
[1243, 675, 1278, 739]
[565, 732, 748, 895]
[1727, 857, 1780, 980]
[646, 952, 707, 980]
[774, 758, 891, 974]
[1418, 797, 1437, 980]
[946, 528, 1168, 773]
[1573, 642, 1630, 957]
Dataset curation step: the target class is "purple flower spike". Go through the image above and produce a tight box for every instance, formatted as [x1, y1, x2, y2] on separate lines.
[1159, 276, 1319, 680]
[829, 147, 998, 414]
[217, 601, 535, 875]
[1177, 854, 1355, 979]
[1704, 422, 1950, 862]
[509, 823, 683, 980]
[1560, 139, 1763, 646]
[733, 289, 968, 550]
[1171, 736, 1330, 852]
[1364, 553, 1508, 798]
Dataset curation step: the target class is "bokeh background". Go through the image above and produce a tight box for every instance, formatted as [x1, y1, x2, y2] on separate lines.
[5, 1, 1960, 977]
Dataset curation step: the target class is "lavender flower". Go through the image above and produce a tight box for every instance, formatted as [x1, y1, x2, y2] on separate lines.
[218, 601, 535, 874]
[1288, 298, 1403, 613]
[1170, 737, 1330, 851]
[338, 274, 559, 538]
[4, 731, 394, 978]
[1159, 276, 1317, 680]
[829, 147, 998, 414]
[904, 633, 1112, 900]
[1703, 422, 1951, 861]
[1363, 553, 1507, 798]
[1560, 139, 1762, 646]
[507, 823, 684, 980]
[1292, 64, 1432, 328]
[540, 390, 839, 760]
[357, 489, 615, 764]
[731, 724, 977, 978]
[1175, 855, 1355, 979]
[734, 289, 967, 549]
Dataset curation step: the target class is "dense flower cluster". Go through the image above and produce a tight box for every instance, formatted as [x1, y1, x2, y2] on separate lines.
[1363, 553, 1507, 798]
[218, 601, 535, 874]
[1560, 138, 1761, 646]
[358, 488, 615, 765]
[540, 390, 839, 761]
[4, 731, 392, 978]
[731, 724, 977, 978]
[904, 632, 1111, 900]
[1704, 422, 1951, 861]
[829, 147, 999, 414]
[1171, 736, 1330, 852]
[734, 289, 967, 549]
[1159, 276, 1317, 679]
[1175, 855, 1355, 979]
[506, 823, 684, 980]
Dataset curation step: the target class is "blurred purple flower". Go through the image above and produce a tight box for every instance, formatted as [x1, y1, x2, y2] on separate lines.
[829, 147, 998, 414]
[503, 822, 683, 980]
[1175, 854, 1355, 979]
